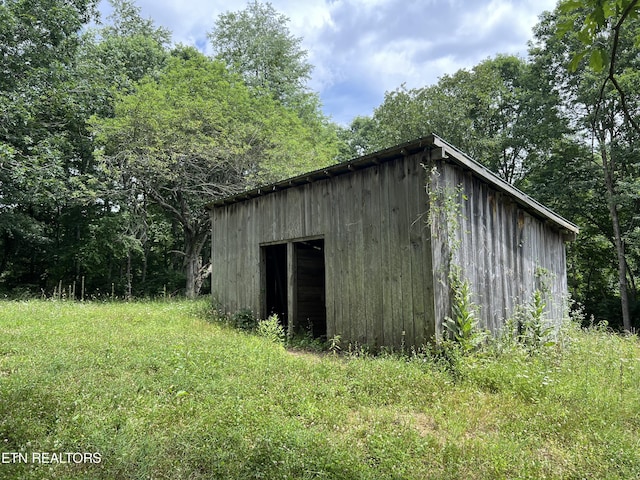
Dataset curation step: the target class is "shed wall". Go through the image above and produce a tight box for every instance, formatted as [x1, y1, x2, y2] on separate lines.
[211, 152, 435, 348]
[429, 160, 568, 336]
[211, 148, 571, 348]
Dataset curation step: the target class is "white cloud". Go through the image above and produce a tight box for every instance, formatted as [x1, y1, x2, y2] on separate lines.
[98, 0, 560, 124]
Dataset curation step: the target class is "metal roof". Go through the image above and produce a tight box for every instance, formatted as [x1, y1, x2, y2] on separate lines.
[208, 134, 579, 237]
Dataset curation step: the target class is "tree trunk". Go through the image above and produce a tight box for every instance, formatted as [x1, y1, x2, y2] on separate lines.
[126, 250, 132, 301]
[600, 142, 632, 331]
[183, 227, 209, 299]
[141, 248, 148, 291]
[184, 252, 201, 299]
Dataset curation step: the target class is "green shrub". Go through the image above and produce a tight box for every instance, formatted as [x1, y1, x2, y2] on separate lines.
[232, 308, 258, 331]
[517, 289, 557, 350]
[444, 277, 487, 353]
[256, 314, 286, 344]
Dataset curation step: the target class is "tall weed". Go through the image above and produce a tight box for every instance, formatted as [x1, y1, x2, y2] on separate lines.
[256, 314, 286, 345]
[443, 278, 487, 353]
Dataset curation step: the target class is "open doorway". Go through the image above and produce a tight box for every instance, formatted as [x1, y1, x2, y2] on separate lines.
[263, 243, 288, 327]
[262, 239, 326, 339]
[294, 239, 326, 339]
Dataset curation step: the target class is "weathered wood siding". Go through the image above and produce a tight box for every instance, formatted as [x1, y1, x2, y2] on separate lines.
[428, 159, 569, 336]
[211, 135, 575, 348]
[211, 151, 435, 348]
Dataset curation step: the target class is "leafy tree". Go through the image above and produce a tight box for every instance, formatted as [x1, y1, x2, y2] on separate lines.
[558, 0, 640, 134]
[208, 1, 340, 168]
[77, 0, 174, 297]
[336, 116, 380, 160]
[79, 0, 170, 98]
[93, 48, 333, 298]
[531, 5, 640, 329]
[0, 0, 99, 293]
[366, 55, 567, 186]
[208, 0, 312, 106]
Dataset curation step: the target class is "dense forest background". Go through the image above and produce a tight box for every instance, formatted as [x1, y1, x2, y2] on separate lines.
[1, 0, 638, 329]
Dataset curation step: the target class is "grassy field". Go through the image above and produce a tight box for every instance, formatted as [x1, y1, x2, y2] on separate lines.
[0, 300, 639, 479]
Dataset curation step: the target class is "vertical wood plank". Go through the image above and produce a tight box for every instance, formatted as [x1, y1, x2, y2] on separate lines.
[342, 173, 356, 345]
[399, 156, 415, 349]
[421, 155, 437, 343]
[322, 179, 336, 339]
[352, 170, 367, 345]
[225, 204, 235, 312]
[407, 155, 428, 347]
[303, 183, 313, 237]
[389, 157, 405, 347]
[428, 160, 446, 340]
[249, 199, 260, 315]
[362, 165, 384, 348]
[210, 209, 219, 302]
[477, 181, 489, 326]
[287, 241, 296, 337]
[331, 178, 346, 341]
[379, 161, 395, 347]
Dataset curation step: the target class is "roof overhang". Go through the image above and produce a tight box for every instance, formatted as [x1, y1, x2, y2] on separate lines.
[430, 135, 579, 240]
[208, 134, 579, 240]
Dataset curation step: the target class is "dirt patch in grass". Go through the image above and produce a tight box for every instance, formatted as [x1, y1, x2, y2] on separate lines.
[412, 412, 441, 438]
[286, 348, 333, 362]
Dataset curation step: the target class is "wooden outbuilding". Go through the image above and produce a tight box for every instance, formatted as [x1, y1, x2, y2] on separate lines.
[208, 135, 578, 348]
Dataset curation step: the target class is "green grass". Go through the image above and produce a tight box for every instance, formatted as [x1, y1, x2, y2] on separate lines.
[1, 300, 639, 479]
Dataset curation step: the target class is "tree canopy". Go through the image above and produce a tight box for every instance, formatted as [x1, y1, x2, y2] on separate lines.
[208, 0, 312, 106]
[0, 0, 339, 298]
[0, 0, 99, 292]
[92, 5, 339, 298]
[355, 55, 567, 187]
[533, 0, 640, 330]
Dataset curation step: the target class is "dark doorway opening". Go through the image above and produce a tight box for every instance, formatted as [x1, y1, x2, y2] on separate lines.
[263, 243, 288, 328]
[262, 239, 327, 339]
[295, 239, 326, 339]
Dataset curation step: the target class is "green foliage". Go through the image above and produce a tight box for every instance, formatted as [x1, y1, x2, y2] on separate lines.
[532, 3, 640, 329]
[365, 55, 567, 186]
[427, 167, 467, 255]
[256, 314, 286, 345]
[208, 0, 312, 107]
[1, 301, 640, 479]
[231, 308, 258, 331]
[0, 0, 102, 295]
[208, 0, 340, 175]
[0, 0, 186, 299]
[92, 49, 336, 297]
[444, 277, 487, 353]
[558, 0, 640, 73]
[517, 290, 558, 350]
[335, 115, 379, 160]
[78, 0, 170, 102]
[328, 334, 342, 354]
[0, 0, 340, 299]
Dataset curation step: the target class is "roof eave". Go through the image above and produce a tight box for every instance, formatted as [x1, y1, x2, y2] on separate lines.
[208, 134, 580, 238]
[430, 135, 579, 236]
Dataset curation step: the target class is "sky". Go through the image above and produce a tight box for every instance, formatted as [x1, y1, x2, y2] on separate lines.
[98, 0, 559, 125]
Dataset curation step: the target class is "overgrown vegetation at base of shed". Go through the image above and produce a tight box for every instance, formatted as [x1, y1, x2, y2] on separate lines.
[1, 300, 639, 479]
